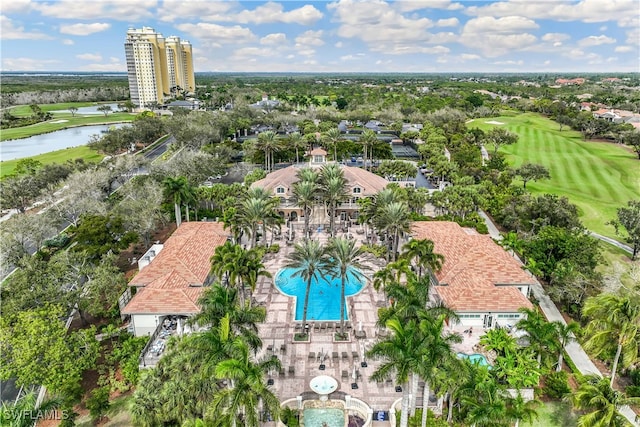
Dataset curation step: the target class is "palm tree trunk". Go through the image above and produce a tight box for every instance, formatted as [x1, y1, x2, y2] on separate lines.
[174, 203, 182, 227]
[296, 147, 300, 164]
[185, 204, 190, 222]
[447, 391, 454, 423]
[557, 347, 564, 372]
[421, 381, 430, 427]
[610, 343, 622, 387]
[302, 278, 312, 336]
[400, 383, 410, 427]
[340, 274, 346, 335]
[304, 206, 310, 238]
[410, 373, 418, 416]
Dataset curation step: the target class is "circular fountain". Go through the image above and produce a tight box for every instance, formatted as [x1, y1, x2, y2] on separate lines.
[309, 375, 338, 401]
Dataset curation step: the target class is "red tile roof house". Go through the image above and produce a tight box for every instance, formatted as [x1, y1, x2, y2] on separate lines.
[122, 222, 229, 337]
[411, 221, 534, 329]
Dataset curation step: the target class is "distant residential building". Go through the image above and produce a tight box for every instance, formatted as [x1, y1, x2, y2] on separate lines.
[554, 78, 586, 86]
[124, 27, 195, 108]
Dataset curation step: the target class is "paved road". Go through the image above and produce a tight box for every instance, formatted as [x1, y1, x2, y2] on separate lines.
[480, 210, 639, 426]
[590, 231, 633, 255]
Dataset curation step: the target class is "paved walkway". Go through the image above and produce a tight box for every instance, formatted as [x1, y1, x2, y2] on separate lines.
[480, 211, 639, 426]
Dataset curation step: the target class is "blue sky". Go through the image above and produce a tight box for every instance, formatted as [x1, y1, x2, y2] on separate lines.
[2, 0, 639, 73]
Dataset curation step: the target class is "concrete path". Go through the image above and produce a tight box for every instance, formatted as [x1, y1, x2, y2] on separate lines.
[590, 231, 633, 255]
[480, 210, 639, 426]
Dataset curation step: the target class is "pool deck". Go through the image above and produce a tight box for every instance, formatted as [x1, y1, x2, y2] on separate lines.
[255, 230, 404, 416]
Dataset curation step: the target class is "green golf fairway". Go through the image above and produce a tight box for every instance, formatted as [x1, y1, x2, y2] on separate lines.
[470, 113, 640, 239]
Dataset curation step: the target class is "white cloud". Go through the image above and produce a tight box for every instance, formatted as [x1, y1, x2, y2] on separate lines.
[387, 45, 450, 55]
[80, 62, 126, 72]
[541, 33, 570, 43]
[466, 0, 639, 25]
[35, 0, 156, 20]
[76, 53, 102, 61]
[599, 25, 608, 31]
[234, 2, 323, 25]
[327, 0, 436, 51]
[175, 23, 256, 47]
[231, 47, 278, 60]
[157, 0, 235, 22]
[1, 0, 33, 13]
[393, 0, 463, 12]
[297, 48, 316, 57]
[461, 53, 481, 60]
[578, 35, 616, 47]
[295, 30, 324, 47]
[60, 23, 110, 36]
[435, 17, 459, 27]
[460, 16, 539, 57]
[335, 41, 343, 48]
[614, 45, 634, 53]
[0, 16, 51, 40]
[1, 57, 60, 71]
[626, 27, 640, 45]
[62, 39, 74, 45]
[493, 59, 524, 65]
[260, 33, 287, 46]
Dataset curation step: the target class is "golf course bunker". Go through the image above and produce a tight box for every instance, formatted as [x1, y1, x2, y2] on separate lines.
[485, 120, 505, 125]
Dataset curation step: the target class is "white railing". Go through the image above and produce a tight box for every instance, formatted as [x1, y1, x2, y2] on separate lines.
[345, 396, 374, 426]
[388, 398, 401, 427]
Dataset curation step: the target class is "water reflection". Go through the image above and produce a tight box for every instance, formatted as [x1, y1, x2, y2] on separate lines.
[0, 123, 128, 161]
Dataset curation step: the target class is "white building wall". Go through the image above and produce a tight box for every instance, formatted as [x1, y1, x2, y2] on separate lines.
[131, 314, 161, 337]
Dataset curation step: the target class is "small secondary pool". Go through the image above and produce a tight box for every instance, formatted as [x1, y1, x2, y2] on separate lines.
[275, 267, 365, 321]
[457, 352, 490, 367]
[303, 408, 344, 427]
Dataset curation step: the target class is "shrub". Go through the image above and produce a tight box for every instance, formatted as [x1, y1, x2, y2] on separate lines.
[360, 243, 387, 258]
[268, 243, 280, 253]
[626, 385, 640, 397]
[543, 371, 571, 399]
[86, 386, 110, 422]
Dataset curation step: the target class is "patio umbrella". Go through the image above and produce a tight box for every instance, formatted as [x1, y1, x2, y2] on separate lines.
[352, 364, 357, 380]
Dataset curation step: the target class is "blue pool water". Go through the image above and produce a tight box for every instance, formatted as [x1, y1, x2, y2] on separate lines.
[303, 408, 344, 427]
[275, 267, 365, 321]
[457, 352, 490, 366]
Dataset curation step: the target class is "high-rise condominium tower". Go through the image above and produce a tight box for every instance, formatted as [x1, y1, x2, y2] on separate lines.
[124, 27, 195, 108]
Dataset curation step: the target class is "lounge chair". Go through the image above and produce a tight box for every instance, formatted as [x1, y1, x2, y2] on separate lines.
[308, 351, 316, 361]
[279, 368, 285, 377]
[267, 344, 274, 353]
[320, 322, 327, 331]
[280, 344, 287, 354]
[288, 366, 295, 376]
[341, 370, 349, 380]
[332, 351, 339, 361]
[352, 351, 359, 361]
[314, 323, 320, 332]
[342, 351, 349, 361]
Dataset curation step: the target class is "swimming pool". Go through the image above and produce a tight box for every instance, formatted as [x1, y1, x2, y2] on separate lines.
[457, 352, 490, 367]
[274, 267, 365, 321]
[303, 408, 345, 427]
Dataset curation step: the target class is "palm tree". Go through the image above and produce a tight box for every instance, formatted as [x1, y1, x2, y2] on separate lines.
[401, 238, 444, 280]
[237, 196, 277, 248]
[417, 315, 462, 427]
[296, 167, 320, 184]
[325, 237, 365, 335]
[256, 131, 281, 172]
[209, 341, 281, 427]
[320, 166, 348, 237]
[0, 391, 63, 427]
[292, 180, 318, 239]
[517, 307, 559, 369]
[583, 292, 640, 387]
[321, 127, 343, 161]
[367, 317, 424, 427]
[163, 176, 191, 227]
[358, 129, 378, 171]
[461, 372, 510, 427]
[374, 201, 411, 261]
[507, 392, 540, 427]
[433, 356, 470, 424]
[552, 320, 581, 372]
[287, 132, 306, 164]
[479, 328, 518, 357]
[284, 239, 328, 336]
[572, 374, 640, 427]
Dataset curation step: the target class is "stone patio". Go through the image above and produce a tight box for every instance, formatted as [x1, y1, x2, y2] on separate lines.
[254, 227, 405, 415]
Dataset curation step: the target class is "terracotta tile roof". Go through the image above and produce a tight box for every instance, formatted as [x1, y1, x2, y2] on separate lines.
[129, 222, 228, 287]
[309, 147, 328, 155]
[122, 287, 204, 315]
[411, 221, 534, 313]
[123, 222, 228, 315]
[251, 165, 389, 197]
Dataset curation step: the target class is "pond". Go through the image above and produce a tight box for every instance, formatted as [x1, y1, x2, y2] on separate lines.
[0, 123, 128, 161]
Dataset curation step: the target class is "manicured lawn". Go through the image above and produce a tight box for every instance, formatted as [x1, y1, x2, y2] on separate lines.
[8, 102, 103, 117]
[470, 113, 640, 239]
[0, 145, 103, 177]
[524, 401, 577, 427]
